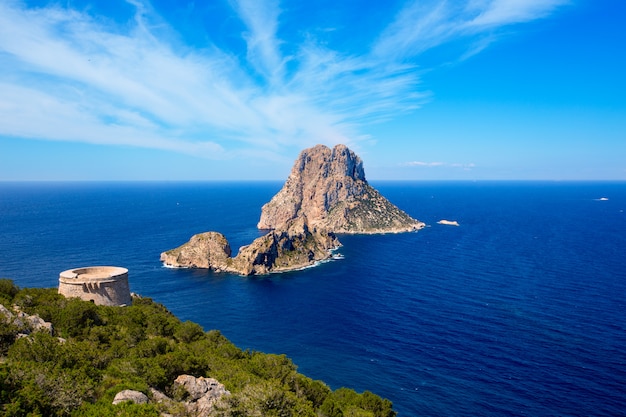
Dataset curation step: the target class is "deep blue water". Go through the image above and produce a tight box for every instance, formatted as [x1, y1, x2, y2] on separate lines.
[1, 181, 625, 416]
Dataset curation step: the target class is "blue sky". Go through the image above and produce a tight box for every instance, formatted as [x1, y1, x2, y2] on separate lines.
[0, 0, 624, 181]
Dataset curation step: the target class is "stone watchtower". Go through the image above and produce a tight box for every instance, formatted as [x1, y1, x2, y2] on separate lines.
[58, 266, 132, 306]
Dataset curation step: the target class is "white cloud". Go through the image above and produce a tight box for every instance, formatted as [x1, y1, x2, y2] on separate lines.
[466, 0, 569, 28]
[373, 1, 460, 59]
[0, 1, 252, 156]
[404, 161, 446, 167]
[0, 82, 225, 156]
[229, 0, 286, 85]
[403, 161, 475, 169]
[373, 0, 569, 60]
[0, 0, 569, 162]
[451, 163, 476, 170]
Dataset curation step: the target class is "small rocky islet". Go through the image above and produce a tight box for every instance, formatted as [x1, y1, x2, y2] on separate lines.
[160, 144, 425, 275]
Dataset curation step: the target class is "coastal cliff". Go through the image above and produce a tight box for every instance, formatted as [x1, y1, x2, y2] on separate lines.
[258, 144, 424, 233]
[161, 144, 423, 274]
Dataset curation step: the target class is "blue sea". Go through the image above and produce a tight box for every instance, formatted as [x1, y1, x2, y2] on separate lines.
[1, 181, 625, 416]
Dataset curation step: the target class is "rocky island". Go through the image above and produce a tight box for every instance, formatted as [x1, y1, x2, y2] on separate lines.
[437, 219, 459, 226]
[258, 144, 424, 234]
[161, 144, 424, 274]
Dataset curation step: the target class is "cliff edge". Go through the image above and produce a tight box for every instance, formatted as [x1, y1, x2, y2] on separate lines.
[161, 144, 423, 275]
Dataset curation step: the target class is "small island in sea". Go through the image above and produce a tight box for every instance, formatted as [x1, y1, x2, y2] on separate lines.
[161, 144, 424, 274]
[437, 219, 460, 226]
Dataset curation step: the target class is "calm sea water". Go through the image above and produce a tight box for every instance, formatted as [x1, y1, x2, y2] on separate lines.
[1, 181, 625, 416]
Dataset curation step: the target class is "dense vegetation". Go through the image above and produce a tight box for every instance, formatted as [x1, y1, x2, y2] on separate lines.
[0, 279, 396, 417]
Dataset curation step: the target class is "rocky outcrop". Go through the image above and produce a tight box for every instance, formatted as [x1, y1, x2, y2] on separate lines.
[160, 144, 423, 275]
[160, 232, 232, 270]
[231, 217, 339, 275]
[1, 304, 53, 337]
[173, 375, 230, 416]
[112, 390, 149, 405]
[161, 218, 339, 275]
[111, 375, 230, 416]
[258, 144, 424, 233]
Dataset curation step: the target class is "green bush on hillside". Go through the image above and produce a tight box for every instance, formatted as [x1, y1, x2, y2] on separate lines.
[0, 280, 396, 417]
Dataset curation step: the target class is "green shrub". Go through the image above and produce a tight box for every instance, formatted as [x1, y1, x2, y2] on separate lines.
[0, 322, 19, 355]
[71, 401, 160, 417]
[320, 397, 344, 417]
[0, 279, 19, 303]
[174, 320, 204, 343]
[0, 284, 396, 417]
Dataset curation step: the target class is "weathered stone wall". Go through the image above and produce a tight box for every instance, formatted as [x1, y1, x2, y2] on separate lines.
[58, 266, 132, 306]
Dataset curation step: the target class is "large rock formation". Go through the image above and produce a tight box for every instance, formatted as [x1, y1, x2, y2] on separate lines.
[229, 217, 339, 275]
[258, 144, 424, 233]
[161, 217, 339, 275]
[160, 232, 232, 270]
[160, 144, 423, 275]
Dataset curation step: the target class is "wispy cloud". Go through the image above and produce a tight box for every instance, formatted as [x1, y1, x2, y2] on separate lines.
[373, 0, 569, 60]
[403, 161, 476, 170]
[404, 161, 446, 167]
[229, 0, 285, 85]
[466, 0, 569, 28]
[0, 0, 569, 162]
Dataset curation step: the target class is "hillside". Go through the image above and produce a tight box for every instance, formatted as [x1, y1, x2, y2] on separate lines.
[0, 279, 396, 417]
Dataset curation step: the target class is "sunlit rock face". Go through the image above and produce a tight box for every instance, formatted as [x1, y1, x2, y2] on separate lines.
[258, 144, 424, 234]
[160, 232, 232, 270]
[231, 216, 340, 275]
[161, 144, 424, 275]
